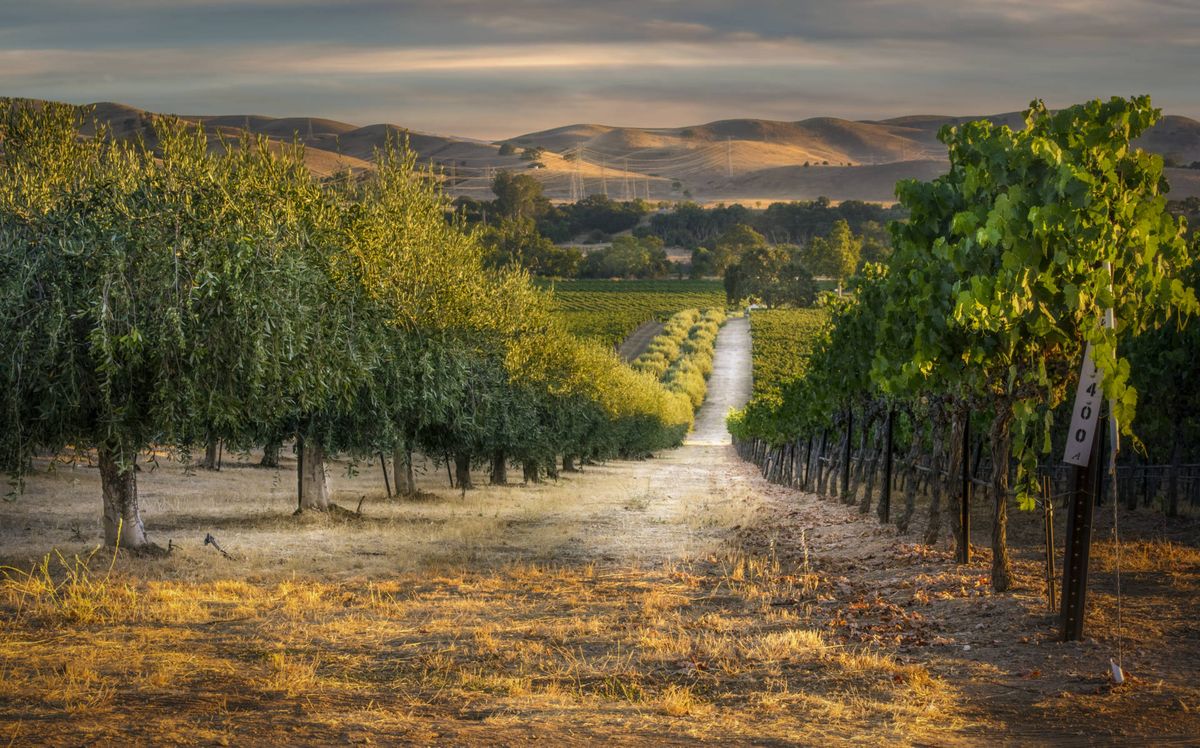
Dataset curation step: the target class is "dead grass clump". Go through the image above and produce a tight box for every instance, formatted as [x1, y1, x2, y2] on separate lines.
[263, 651, 322, 697]
[745, 628, 826, 662]
[46, 659, 116, 713]
[1091, 537, 1200, 574]
[0, 548, 136, 625]
[655, 683, 706, 717]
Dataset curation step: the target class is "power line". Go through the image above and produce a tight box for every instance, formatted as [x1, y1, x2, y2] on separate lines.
[574, 144, 584, 200]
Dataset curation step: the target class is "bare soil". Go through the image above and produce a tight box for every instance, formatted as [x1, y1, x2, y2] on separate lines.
[617, 319, 667, 363]
[1, 320, 1197, 745]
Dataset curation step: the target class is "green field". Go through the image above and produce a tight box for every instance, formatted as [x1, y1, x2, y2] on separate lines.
[547, 279, 727, 345]
[747, 307, 828, 397]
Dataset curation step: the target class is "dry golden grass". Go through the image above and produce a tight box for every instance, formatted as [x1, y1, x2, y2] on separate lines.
[0, 544, 962, 745]
[1091, 536, 1200, 575]
[6, 427, 1197, 743]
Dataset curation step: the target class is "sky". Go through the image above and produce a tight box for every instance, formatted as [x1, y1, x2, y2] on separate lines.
[2, 0, 1197, 140]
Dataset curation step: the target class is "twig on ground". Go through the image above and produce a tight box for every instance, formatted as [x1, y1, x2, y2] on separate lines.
[204, 533, 233, 560]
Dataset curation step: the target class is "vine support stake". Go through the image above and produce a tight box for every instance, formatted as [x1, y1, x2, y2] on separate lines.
[1044, 476, 1057, 612]
[379, 452, 392, 498]
[958, 410, 971, 564]
[880, 408, 894, 523]
[1061, 410, 1105, 642]
[295, 433, 304, 513]
[842, 408, 853, 500]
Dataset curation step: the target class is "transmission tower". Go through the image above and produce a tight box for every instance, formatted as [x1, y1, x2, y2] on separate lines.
[601, 158, 608, 198]
[623, 157, 631, 201]
[574, 144, 584, 202]
[726, 136, 733, 178]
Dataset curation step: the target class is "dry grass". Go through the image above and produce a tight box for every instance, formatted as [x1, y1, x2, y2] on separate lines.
[0, 445, 966, 744]
[1091, 536, 1200, 575]
[5, 438, 1198, 744]
[0, 545, 962, 745]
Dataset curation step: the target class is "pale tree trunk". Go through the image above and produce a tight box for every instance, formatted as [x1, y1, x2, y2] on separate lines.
[523, 460, 541, 484]
[989, 413, 1014, 591]
[455, 452, 474, 491]
[200, 438, 220, 470]
[98, 446, 154, 551]
[394, 447, 416, 496]
[491, 450, 508, 485]
[299, 441, 331, 511]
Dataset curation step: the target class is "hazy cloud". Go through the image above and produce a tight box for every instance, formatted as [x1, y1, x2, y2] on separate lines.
[1, 0, 1196, 138]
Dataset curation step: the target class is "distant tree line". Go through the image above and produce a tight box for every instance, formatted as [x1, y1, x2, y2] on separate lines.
[633, 198, 905, 250]
[450, 170, 897, 285]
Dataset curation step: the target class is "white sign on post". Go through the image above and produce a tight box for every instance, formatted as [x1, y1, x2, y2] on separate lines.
[1064, 300, 1115, 468]
[1063, 342, 1103, 467]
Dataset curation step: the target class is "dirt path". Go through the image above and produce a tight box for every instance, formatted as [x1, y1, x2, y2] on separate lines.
[687, 315, 750, 446]
[616, 319, 666, 362]
[530, 314, 756, 564]
[0, 317, 759, 575]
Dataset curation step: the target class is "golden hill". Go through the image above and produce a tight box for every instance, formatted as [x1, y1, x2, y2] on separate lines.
[9, 99, 1200, 204]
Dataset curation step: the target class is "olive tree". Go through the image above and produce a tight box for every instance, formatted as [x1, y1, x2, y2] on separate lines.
[0, 104, 348, 549]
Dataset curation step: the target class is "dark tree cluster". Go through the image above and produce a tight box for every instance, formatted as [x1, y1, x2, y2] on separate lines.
[636, 199, 903, 251]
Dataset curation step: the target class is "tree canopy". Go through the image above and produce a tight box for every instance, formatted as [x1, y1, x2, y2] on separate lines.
[0, 102, 694, 548]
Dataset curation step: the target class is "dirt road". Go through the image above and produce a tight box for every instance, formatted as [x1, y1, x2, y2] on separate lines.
[2, 316, 760, 573]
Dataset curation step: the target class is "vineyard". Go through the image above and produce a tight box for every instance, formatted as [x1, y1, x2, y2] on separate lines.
[746, 308, 828, 398]
[631, 308, 727, 410]
[547, 279, 726, 345]
[730, 98, 1200, 630]
[2, 95, 1199, 745]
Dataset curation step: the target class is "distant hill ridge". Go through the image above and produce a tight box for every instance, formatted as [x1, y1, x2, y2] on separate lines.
[8, 98, 1200, 203]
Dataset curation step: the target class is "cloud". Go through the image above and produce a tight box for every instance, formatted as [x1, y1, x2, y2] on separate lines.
[0, 0, 1196, 138]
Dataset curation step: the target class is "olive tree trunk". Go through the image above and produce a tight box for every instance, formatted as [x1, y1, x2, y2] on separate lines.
[454, 452, 474, 491]
[200, 438, 221, 470]
[394, 447, 416, 496]
[491, 451, 508, 485]
[523, 460, 541, 484]
[98, 446, 152, 550]
[299, 441, 331, 511]
[260, 439, 281, 468]
[562, 455, 579, 473]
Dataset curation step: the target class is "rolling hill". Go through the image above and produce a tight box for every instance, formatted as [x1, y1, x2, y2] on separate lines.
[8, 98, 1200, 203]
